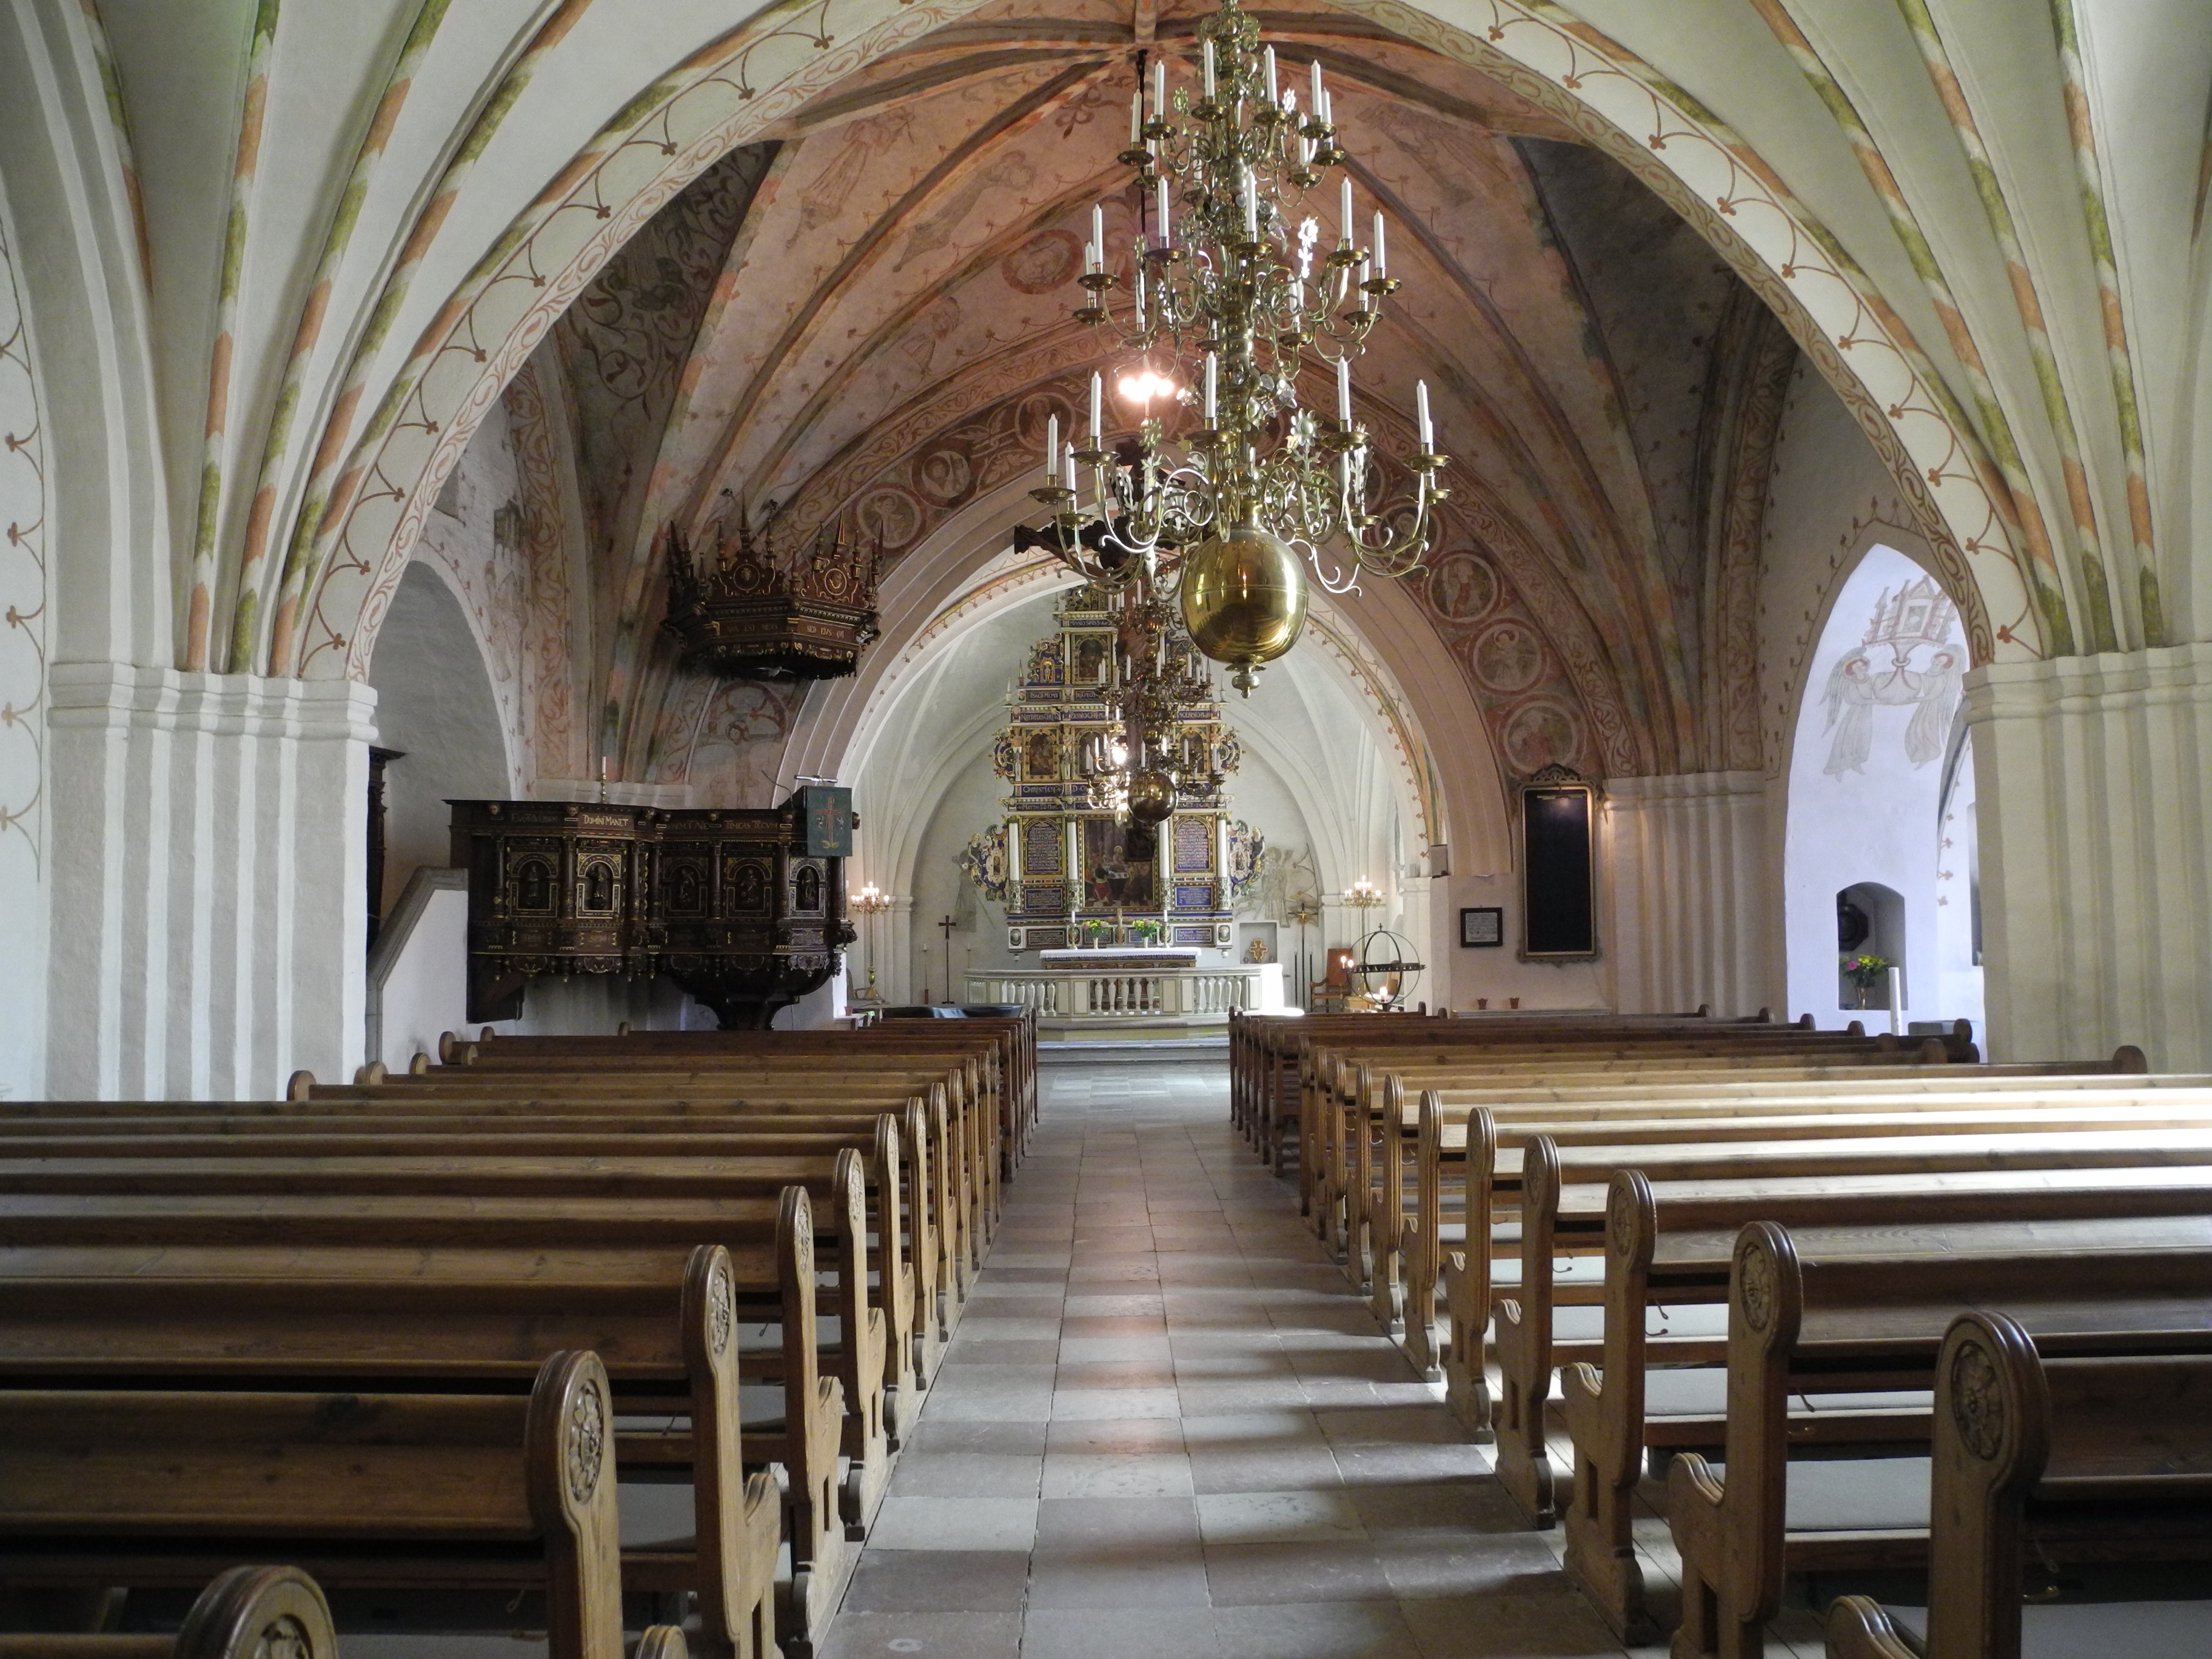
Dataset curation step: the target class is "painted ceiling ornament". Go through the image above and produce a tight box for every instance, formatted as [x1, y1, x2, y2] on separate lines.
[660, 496, 882, 681]
[1820, 575, 1963, 777]
[1022, 0, 1450, 695]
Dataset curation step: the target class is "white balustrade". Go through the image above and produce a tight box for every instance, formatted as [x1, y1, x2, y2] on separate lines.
[965, 962, 1282, 1030]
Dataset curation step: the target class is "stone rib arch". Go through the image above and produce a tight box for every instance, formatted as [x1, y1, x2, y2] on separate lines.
[289, 0, 2049, 697]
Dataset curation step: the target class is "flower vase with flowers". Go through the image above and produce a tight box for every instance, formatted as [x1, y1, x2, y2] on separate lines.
[1840, 953, 1890, 1010]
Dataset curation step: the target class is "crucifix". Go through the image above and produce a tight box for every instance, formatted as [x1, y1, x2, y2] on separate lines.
[934, 913, 957, 1007]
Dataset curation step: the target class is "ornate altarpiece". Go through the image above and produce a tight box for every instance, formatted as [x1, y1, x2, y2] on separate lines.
[960, 587, 1258, 953]
[451, 786, 855, 1027]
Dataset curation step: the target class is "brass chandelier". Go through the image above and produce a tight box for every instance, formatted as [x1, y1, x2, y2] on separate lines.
[1028, 0, 1449, 694]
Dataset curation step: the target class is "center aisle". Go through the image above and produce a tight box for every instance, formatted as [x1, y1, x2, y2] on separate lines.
[821, 1056, 1646, 1659]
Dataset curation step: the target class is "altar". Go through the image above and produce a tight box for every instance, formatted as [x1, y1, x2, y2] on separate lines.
[967, 954, 1284, 1039]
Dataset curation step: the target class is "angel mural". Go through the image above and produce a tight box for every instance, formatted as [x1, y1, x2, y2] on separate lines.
[1820, 578, 1962, 777]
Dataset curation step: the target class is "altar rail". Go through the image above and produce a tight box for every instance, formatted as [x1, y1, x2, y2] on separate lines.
[966, 963, 1281, 1029]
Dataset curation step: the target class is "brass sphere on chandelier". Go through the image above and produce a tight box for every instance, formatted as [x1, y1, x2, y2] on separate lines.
[1178, 522, 1309, 694]
[1126, 767, 1177, 824]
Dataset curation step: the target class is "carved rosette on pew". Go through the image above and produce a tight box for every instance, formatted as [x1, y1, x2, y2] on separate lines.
[452, 786, 857, 1027]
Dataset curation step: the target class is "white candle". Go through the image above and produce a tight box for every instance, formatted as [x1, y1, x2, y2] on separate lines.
[1416, 380, 1432, 449]
[1134, 265, 1147, 324]
[1204, 352, 1219, 424]
[1320, 87, 1332, 124]
[1090, 370, 1103, 443]
[1092, 203, 1105, 265]
[1290, 276, 1304, 312]
[1084, 240, 1098, 276]
[1130, 90, 1142, 144]
[1340, 178, 1354, 246]
[1336, 356, 1352, 423]
[1064, 443, 1078, 494]
[1241, 167, 1258, 240]
[1373, 211, 1387, 278]
[1045, 414, 1058, 484]
[1310, 58, 1323, 115]
[1358, 255, 1370, 292]
[1155, 177, 1170, 246]
[1152, 58, 1165, 120]
[1202, 38, 1216, 99]
[1264, 45, 1278, 104]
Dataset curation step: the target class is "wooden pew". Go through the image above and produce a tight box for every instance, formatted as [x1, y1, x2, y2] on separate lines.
[0, 1242, 782, 1659]
[0, 1350, 685, 1659]
[0, 1108, 940, 1416]
[1391, 1058, 2187, 1370]
[1332, 1050, 1977, 1295]
[474, 1017, 1042, 1168]
[1566, 1193, 2212, 1637]
[1667, 1225, 2212, 1659]
[1489, 1130, 2212, 1518]
[0, 1170, 882, 1632]
[446, 1030, 1018, 1195]
[1228, 1007, 1777, 1159]
[1826, 1311, 2212, 1659]
[1301, 1031, 1969, 1227]
[317, 1065, 996, 1279]
[0, 1567, 344, 1659]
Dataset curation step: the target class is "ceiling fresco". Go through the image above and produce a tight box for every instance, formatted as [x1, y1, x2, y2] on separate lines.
[508, 0, 1801, 787]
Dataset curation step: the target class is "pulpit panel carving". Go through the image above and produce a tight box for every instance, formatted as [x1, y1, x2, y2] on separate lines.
[451, 788, 854, 1028]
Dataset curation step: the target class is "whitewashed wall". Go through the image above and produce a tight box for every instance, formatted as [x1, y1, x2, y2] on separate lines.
[0, 182, 48, 1099]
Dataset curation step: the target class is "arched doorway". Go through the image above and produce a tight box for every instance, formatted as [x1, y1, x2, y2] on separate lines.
[1782, 544, 1982, 1034]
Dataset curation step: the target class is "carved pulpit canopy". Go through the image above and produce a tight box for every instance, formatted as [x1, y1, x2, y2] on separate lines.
[660, 503, 881, 681]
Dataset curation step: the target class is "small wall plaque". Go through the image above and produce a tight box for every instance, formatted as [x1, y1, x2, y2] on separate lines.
[1460, 907, 1504, 948]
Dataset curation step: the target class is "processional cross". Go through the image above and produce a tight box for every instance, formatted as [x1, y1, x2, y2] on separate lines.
[937, 914, 957, 1008]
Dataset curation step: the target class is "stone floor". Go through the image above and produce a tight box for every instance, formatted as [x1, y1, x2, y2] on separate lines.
[820, 1058, 1674, 1659]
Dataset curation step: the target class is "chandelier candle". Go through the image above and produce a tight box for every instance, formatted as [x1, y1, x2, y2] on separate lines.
[1029, 0, 1447, 694]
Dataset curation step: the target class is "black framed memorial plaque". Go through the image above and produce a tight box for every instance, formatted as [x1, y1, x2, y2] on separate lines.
[1460, 907, 1503, 948]
[1520, 766, 1597, 959]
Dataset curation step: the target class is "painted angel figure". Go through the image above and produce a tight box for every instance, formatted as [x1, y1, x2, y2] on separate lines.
[1904, 648, 1962, 767]
[1821, 649, 1876, 777]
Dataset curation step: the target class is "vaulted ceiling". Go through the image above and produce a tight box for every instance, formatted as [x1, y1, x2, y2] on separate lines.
[528, 0, 1798, 786]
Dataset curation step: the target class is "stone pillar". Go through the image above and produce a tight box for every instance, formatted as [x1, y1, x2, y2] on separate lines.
[45, 665, 377, 1099]
[1966, 645, 2212, 1070]
[1603, 771, 1779, 1017]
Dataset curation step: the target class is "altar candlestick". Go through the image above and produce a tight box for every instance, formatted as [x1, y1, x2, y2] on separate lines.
[1336, 356, 1352, 423]
[1204, 352, 1219, 424]
[1416, 380, 1432, 450]
[1372, 212, 1387, 278]
[1045, 414, 1058, 484]
[1090, 371, 1103, 443]
[1202, 39, 1216, 99]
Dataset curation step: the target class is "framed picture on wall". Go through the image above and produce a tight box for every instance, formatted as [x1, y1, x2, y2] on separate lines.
[1460, 907, 1504, 948]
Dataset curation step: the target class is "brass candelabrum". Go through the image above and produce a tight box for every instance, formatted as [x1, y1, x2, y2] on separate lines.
[1027, 0, 1449, 694]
